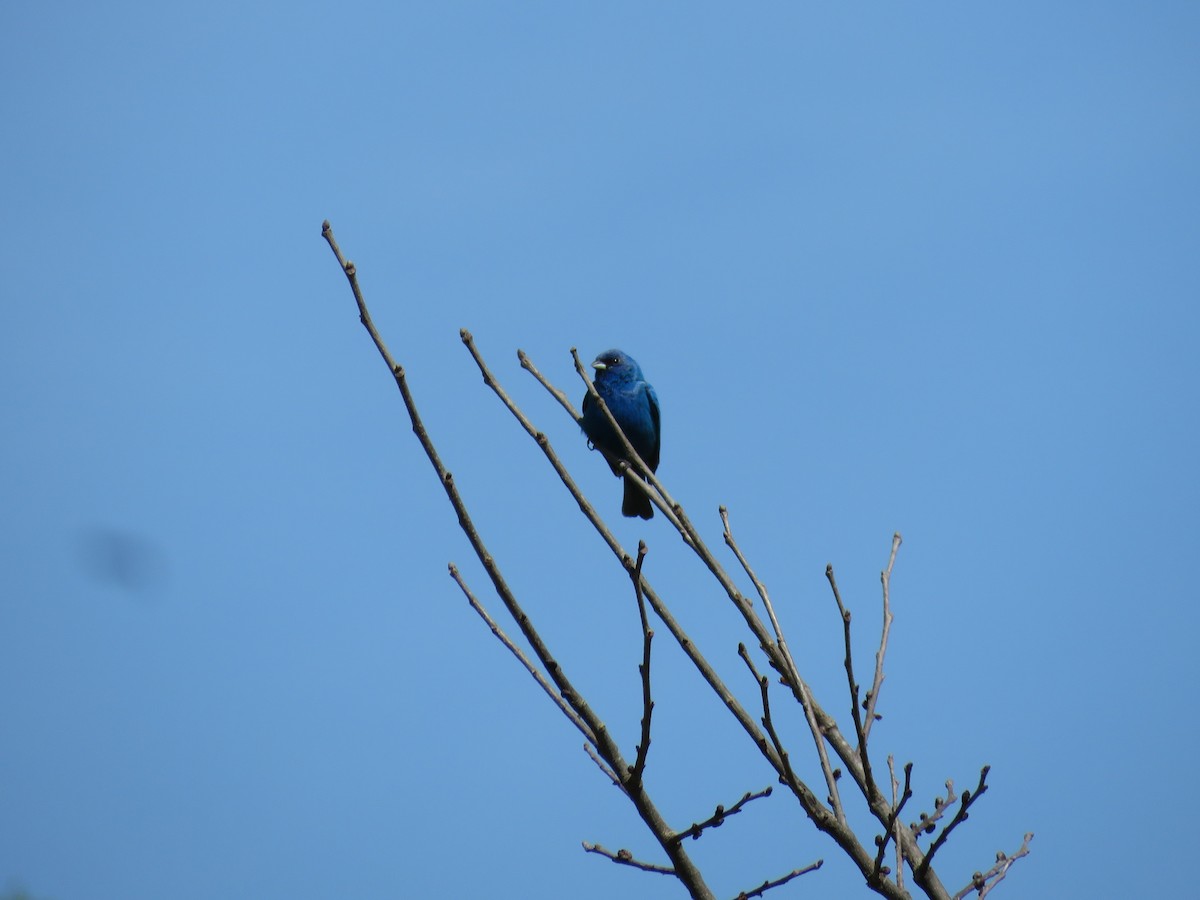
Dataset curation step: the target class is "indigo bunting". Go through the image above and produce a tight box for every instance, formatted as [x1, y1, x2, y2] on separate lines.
[581, 349, 661, 519]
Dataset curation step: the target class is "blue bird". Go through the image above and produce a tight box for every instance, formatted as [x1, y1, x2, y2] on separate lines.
[581, 349, 661, 519]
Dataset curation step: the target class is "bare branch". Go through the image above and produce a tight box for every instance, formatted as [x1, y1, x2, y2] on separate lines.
[871, 759, 913, 883]
[952, 833, 1035, 900]
[863, 532, 901, 742]
[583, 741, 623, 789]
[629, 541, 655, 786]
[796, 673, 848, 825]
[582, 842, 675, 876]
[827, 563, 866, 748]
[719, 506, 766, 611]
[720, 508, 846, 824]
[888, 756, 905, 891]
[719, 508, 801, 697]
[518, 348, 579, 420]
[670, 787, 773, 844]
[733, 859, 824, 899]
[917, 767, 991, 879]
[449, 562, 597, 748]
[738, 645, 804, 801]
[910, 779, 959, 839]
[827, 562, 874, 807]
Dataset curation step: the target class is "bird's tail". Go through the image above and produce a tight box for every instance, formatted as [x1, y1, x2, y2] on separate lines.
[622, 475, 653, 520]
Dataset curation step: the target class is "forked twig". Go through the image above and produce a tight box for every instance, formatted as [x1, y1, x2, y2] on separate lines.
[871, 759, 913, 883]
[917, 766, 991, 879]
[951, 833, 1034, 899]
[910, 779, 959, 839]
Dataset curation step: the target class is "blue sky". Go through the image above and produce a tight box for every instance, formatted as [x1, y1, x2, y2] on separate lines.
[2, 3, 1197, 898]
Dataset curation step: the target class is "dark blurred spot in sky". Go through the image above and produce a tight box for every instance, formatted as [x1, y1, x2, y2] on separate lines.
[77, 527, 168, 596]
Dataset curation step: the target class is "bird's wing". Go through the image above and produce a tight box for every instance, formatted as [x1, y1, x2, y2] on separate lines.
[644, 382, 661, 472]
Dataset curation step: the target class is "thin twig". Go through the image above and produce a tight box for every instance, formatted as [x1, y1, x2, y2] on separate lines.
[518, 349, 579, 420]
[670, 787, 774, 843]
[630, 541, 655, 785]
[828, 561, 877, 813]
[951, 833, 1034, 900]
[827, 564, 866, 752]
[917, 766, 991, 879]
[910, 779, 958, 839]
[719, 506, 766, 611]
[720, 508, 844, 825]
[719, 507, 800, 694]
[733, 859, 824, 899]
[719, 512, 846, 823]
[738, 645, 802, 795]
[449, 562, 597, 747]
[871, 759, 913, 883]
[863, 533, 901, 742]
[888, 756, 904, 891]
[583, 741, 623, 789]
[582, 842, 675, 875]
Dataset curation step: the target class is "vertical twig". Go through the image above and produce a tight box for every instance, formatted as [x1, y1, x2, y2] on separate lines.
[871, 758, 912, 884]
[863, 532, 901, 742]
[889, 756, 905, 891]
[630, 541, 655, 785]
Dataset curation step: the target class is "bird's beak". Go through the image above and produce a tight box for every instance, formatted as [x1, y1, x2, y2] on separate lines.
[592, 361, 607, 371]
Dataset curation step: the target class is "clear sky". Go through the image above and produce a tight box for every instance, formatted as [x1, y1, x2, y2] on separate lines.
[2, 3, 1197, 899]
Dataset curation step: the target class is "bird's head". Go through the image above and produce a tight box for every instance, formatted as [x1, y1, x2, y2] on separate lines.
[591, 349, 644, 384]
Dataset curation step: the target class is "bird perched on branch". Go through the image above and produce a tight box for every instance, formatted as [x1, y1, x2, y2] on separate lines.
[581, 349, 661, 519]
